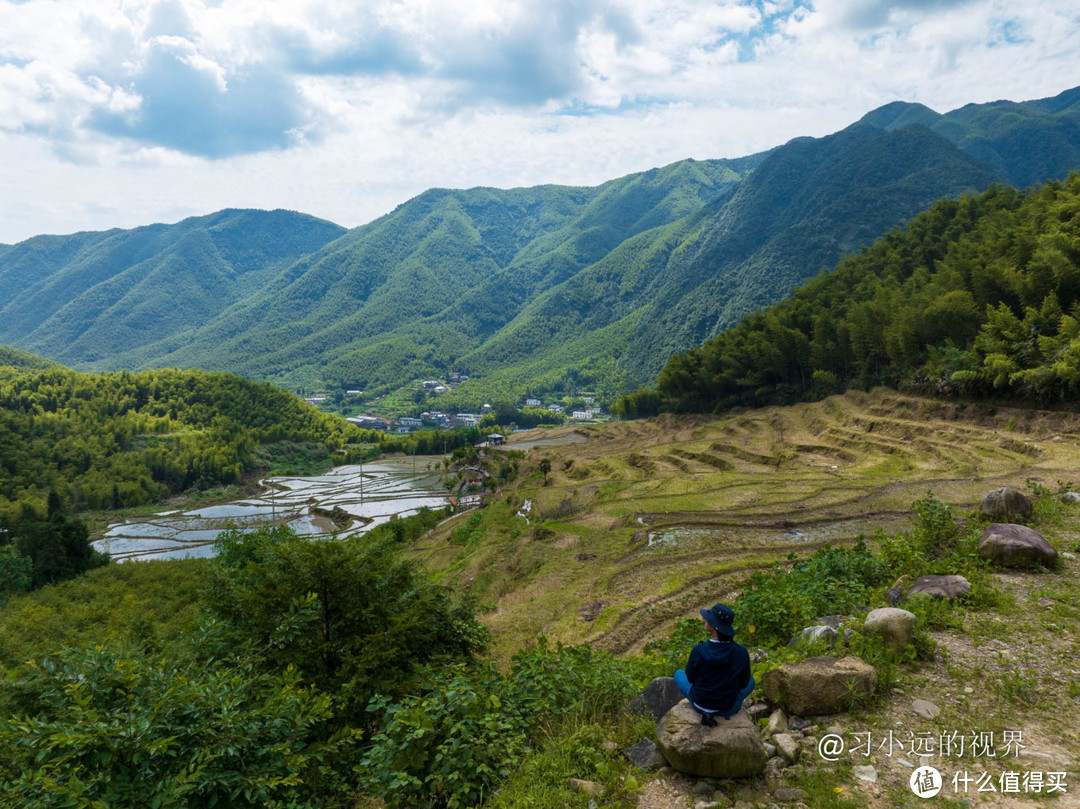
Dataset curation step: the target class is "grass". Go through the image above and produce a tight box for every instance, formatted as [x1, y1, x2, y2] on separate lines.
[405, 389, 1080, 664]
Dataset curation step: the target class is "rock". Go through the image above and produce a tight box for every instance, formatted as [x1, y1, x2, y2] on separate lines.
[978, 523, 1059, 568]
[692, 780, 715, 796]
[911, 699, 940, 719]
[569, 778, 603, 796]
[862, 607, 916, 653]
[826, 725, 844, 737]
[773, 788, 809, 802]
[694, 801, 721, 809]
[885, 587, 906, 606]
[772, 733, 800, 763]
[762, 656, 878, 716]
[1061, 491, 1080, 504]
[787, 715, 810, 732]
[1064, 551, 1077, 561]
[897, 758, 915, 768]
[852, 764, 878, 783]
[765, 709, 788, 738]
[763, 742, 777, 757]
[629, 676, 684, 722]
[747, 703, 772, 719]
[980, 487, 1033, 521]
[907, 574, 971, 600]
[622, 738, 666, 771]
[788, 624, 839, 647]
[764, 757, 787, 778]
[814, 614, 845, 629]
[655, 701, 768, 778]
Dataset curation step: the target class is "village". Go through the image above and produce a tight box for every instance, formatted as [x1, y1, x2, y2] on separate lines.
[302, 375, 609, 434]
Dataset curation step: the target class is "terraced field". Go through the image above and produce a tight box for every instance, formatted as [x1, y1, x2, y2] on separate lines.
[405, 390, 1080, 661]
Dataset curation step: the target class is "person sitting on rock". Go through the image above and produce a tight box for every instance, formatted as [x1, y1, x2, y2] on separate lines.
[673, 603, 755, 726]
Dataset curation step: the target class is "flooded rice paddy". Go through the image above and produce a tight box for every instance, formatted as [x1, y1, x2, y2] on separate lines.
[93, 459, 450, 562]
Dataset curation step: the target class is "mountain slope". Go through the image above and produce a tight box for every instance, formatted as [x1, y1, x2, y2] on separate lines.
[1, 86, 1079, 404]
[113, 158, 751, 390]
[0, 210, 346, 365]
[861, 85, 1080, 189]
[616, 172, 1080, 416]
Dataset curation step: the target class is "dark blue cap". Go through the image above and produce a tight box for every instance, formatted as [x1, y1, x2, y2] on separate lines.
[700, 603, 736, 637]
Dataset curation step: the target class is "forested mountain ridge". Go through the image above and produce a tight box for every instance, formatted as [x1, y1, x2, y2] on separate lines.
[614, 173, 1080, 416]
[2, 87, 1080, 404]
[0, 363, 363, 514]
[0, 209, 346, 364]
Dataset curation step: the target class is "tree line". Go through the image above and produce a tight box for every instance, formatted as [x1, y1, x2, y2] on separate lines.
[615, 174, 1080, 416]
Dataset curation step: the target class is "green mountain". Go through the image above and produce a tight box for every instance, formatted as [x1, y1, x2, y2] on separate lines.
[616, 172, 1080, 416]
[0, 210, 346, 364]
[2, 87, 1080, 405]
[0, 346, 58, 371]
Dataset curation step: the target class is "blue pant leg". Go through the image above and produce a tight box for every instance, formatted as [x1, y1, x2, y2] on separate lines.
[723, 675, 756, 718]
[673, 669, 692, 701]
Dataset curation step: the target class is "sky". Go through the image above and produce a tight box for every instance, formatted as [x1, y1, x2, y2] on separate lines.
[1, 0, 1079, 244]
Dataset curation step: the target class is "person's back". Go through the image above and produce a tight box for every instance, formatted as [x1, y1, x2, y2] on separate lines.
[674, 603, 755, 722]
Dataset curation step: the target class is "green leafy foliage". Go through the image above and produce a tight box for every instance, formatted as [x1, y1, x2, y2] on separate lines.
[0, 559, 207, 671]
[621, 173, 1080, 415]
[0, 364, 371, 516]
[207, 527, 486, 722]
[0, 646, 356, 808]
[360, 639, 637, 808]
[734, 541, 889, 646]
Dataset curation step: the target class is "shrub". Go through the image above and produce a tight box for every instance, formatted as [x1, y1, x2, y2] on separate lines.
[360, 640, 636, 808]
[361, 669, 523, 809]
[734, 540, 888, 646]
[207, 527, 486, 723]
[0, 646, 357, 809]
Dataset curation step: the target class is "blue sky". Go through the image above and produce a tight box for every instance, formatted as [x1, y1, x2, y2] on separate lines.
[0, 0, 1078, 243]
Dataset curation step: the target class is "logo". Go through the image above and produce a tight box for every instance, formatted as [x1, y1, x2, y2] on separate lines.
[910, 766, 942, 798]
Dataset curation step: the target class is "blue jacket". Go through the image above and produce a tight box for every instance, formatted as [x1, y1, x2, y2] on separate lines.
[685, 638, 751, 712]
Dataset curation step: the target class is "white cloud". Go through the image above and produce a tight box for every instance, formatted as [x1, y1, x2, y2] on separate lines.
[0, 0, 1079, 242]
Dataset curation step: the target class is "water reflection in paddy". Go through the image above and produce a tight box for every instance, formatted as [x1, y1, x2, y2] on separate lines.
[644, 518, 900, 549]
[93, 460, 450, 562]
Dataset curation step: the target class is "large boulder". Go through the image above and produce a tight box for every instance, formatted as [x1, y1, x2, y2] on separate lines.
[761, 656, 877, 716]
[655, 700, 768, 778]
[862, 608, 916, 653]
[628, 676, 684, 722]
[980, 487, 1033, 522]
[978, 523, 1058, 569]
[907, 574, 971, 600]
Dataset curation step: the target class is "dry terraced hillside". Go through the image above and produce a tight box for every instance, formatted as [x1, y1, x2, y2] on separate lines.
[405, 389, 1080, 661]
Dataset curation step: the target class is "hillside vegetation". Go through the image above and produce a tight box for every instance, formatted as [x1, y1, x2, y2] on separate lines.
[617, 173, 1080, 416]
[0, 364, 363, 515]
[410, 389, 1080, 659]
[2, 88, 1079, 406]
[5, 392, 1078, 807]
[0, 209, 345, 365]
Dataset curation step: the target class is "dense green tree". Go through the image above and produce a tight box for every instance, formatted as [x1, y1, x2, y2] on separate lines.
[206, 527, 487, 722]
[617, 174, 1080, 414]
